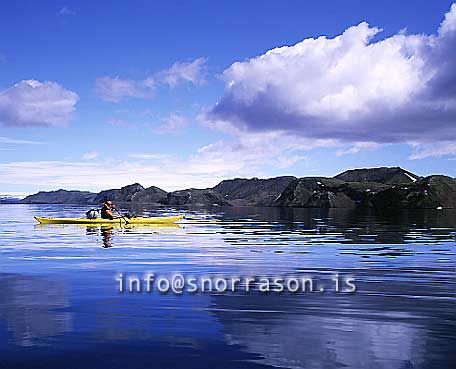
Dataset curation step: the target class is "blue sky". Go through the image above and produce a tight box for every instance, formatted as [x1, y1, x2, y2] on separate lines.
[0, 0, 455, 195]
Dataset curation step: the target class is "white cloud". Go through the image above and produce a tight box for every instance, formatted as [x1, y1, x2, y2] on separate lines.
[336, 142, 380, 156]
[193, 127, 332, 175]
[159, 57, 207, 88]
[155, 114, 188, 134]
[275, 154, 309, 168]
[0, 136, 43, 144]
[94, 77, 154, 102]
[94, 58, 207, 102]
[128, 153, 171, 160]
[0, 192, 28, 198]
[205, 4, 456, 157]
[106, 118, 136, 128]
[105, 113, 190, 134]
[58, 6, 76, 16]
[409, 142, 456, 159]
[0, 136, 36, 152]
[0, 80, 78, 127]
[440, 3, 456, 35]
[0, 159, 227, 192]
[81, 151, 99, 160]
[199, 108, 338, 167]
[0, 132, 320, 192]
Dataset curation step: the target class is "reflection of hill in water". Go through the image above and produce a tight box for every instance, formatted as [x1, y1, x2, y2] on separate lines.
[209, 273, 456, 369]
[0, 274, 72, 346]
[217, 207, 456, 245]
[222, 314, 424, 369]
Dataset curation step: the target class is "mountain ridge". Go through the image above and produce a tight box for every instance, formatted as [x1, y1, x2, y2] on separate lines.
[18, 167, 456, 209]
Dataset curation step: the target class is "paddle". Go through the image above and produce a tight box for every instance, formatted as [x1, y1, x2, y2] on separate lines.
[113, 206, 130, 225]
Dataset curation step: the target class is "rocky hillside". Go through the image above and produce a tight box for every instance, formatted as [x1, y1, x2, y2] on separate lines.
[93, 183, 145, 203]
[371, 175, 456, 209]
[21, 184, 168, 205]
[19, 167, 456, 209]
[213, 176, 296, 206]
[274, 178, 389, 208]
[130, 186, 167, 204]
[21, 189, 97, 204]
[335, 167, 420, 184]
[276, 174, 456, 209]
[161, 189, 230, 206]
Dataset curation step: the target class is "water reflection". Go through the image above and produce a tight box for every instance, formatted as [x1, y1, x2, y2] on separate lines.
[23, 205, 456, 250]
[86, 226, 114, 248]
[0, 274, 73, 346]
[0, 205, 455, 368]
[209, 275, 455, 369]
[212, 207, 456, 247]
[83, 223, 182, 248]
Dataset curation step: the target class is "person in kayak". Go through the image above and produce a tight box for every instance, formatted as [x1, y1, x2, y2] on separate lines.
[101, 200, 117, 220]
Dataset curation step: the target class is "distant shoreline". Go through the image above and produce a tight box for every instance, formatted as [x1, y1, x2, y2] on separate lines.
[11, 167, 456, 210]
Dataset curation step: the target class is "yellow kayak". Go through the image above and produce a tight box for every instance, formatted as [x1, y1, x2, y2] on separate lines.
[34, 215, 184, 225]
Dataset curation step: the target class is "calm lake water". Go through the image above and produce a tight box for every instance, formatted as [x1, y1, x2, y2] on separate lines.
[0, 204, 455, 369]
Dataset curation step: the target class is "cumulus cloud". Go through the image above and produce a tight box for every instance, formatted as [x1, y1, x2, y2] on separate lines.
[94, 77, 154, 102]
[0, 80, 78, 127]
[94, 58, 207, 102]
[205, 4, 456, 155]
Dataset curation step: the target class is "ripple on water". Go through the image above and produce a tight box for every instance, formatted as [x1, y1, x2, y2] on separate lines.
[0, 204, 455, 368]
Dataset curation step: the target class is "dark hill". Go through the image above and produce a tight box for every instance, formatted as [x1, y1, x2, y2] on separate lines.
[213, 176, 296, 206]
[162, 188, 230, 206]
[18, 167, 456, 209]
[131, 186, 167, 204]
[21, 190, 97, 204]
[335, 167, 420, 184]
[274, 177, 389, 208]
[372, 175, 456, 209]
[93, 183, 145, 203]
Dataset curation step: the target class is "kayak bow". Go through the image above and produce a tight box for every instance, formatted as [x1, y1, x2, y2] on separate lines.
[34, 214, 184, 225]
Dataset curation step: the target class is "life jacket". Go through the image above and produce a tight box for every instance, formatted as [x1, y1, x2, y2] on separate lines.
[100, 204, 114, 219]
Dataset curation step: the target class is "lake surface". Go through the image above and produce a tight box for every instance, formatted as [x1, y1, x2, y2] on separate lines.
[0, 204, 455, 369]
